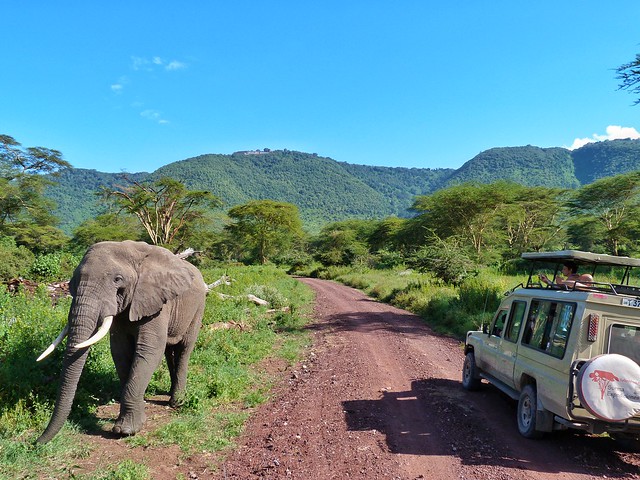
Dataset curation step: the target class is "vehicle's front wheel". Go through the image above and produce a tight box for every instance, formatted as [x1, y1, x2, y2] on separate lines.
[462, 352, 482, 390]
[517, 384, 543, 438]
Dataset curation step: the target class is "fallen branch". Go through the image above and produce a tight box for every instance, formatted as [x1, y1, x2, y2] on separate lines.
[175, 248, 203, 259]
[216, 292, 269, 306]
[205, 275, 232, 291]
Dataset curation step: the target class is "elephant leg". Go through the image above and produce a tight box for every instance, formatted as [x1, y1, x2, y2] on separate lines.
[166, 312, 202, 407]
[112, 318, 168, 436]
[110, 326, 135, 386]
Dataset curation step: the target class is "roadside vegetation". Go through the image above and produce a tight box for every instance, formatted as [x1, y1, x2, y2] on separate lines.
[0, 263, 314, 479]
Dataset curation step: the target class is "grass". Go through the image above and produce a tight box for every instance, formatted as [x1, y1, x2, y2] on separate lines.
[0, 264, 314, 479]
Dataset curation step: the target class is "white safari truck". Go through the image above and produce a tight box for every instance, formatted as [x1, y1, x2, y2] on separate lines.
[463, 250, 640, 446]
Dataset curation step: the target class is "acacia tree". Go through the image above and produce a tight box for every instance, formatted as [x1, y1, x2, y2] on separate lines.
[226, 200, 304, 264]
[566, 171, 640, 256]
[496, 185, 566, 256]
[102, 176, 221, 246]
[311, 219, 373, 266]
[411, 182, 512, 258]
[0, 134, 71, 251]
[616, 52, 640, 105]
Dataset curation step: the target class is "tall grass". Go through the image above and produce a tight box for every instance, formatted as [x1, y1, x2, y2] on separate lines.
[0, 264, 313, 479]
[315, 264, 525, 339]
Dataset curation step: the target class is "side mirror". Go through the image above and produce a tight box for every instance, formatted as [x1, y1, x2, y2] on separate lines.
[482, 324, 489, 334]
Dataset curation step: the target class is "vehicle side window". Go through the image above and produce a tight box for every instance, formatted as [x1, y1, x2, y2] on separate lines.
[491, 310, 508, 337]
[609, 324, 640, 365]
[522, 299, 576, 358]
[504, 301, 526, 343]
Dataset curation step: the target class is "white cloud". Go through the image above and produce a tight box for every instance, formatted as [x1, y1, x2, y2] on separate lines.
[165, 60, 187, 71]
[140, 109, 169, 124]
[568, 125, 640, 150]
[131, 56, 152, 71]
[110, 84, 123, 94]
[130, 55, 187, 72]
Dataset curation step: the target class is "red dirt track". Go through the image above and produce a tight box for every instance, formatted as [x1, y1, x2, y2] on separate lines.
[213, 278, 640, 480]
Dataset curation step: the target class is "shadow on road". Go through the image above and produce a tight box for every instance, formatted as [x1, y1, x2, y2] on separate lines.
[342, 378, 639, 477]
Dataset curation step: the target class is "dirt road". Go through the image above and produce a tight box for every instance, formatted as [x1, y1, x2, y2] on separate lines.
[214, 278, 640, 480]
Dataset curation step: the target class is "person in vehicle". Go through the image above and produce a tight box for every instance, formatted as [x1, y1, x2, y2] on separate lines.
[539, 261, 593, 289]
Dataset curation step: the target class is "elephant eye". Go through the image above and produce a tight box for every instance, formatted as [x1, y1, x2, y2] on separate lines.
[114, 275, 124, 284]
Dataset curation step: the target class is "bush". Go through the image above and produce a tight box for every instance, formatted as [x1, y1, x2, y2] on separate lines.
[30, 253, 62, 281]
[410, 239, 477, 286]
[0, 237, 34, 281]
[373, 249, 406, 269]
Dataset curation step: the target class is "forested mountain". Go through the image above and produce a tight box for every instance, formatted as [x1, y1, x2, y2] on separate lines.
[571, 139, 640, 184]
[46, 169, 148, 234]
[446, 146, 580, 188]
[45, 139, 640, 234]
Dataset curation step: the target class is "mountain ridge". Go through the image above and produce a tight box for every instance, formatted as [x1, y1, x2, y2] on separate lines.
[45, 139, 640, 234]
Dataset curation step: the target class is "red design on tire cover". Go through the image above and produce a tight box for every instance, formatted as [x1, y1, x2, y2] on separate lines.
[577, 354, 640, 422]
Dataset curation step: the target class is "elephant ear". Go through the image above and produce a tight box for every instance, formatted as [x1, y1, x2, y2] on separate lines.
[129, 247, 195, 322]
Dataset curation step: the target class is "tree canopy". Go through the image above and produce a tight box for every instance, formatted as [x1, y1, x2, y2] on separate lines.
[616, 52, 640, 105]
[0, 135, 71, 251]
[226, 200, 305, 264]
[102, 176, 221, 247]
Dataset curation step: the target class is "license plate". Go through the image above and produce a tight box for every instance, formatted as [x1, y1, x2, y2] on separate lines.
[622, 297, 640, 308]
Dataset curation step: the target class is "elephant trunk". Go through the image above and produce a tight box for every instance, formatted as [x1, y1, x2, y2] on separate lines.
[36, 345, 91, 443]
[36, 301, 104, 444]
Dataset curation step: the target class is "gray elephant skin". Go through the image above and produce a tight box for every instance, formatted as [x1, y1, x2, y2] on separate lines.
[36, 240, 207, 444]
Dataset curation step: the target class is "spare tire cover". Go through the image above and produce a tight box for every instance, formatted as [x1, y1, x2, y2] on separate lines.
[577, 354, 640, 422]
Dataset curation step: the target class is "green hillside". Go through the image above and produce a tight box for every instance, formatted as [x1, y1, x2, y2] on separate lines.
[151, 150, 400, 228]
[571, 139, 640, 184]
[338, 162, 454, 214]
[46, 169, 148, 234]
[447, 145, 580, 188]
[44, 139, 640, 235]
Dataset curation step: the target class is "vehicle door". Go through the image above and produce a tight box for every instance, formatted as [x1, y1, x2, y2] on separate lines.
[481, 307, 509, 378]
[493, 300, 527, 386]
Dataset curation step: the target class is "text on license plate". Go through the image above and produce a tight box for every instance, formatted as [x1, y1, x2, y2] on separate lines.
[622, 297, 640, 308]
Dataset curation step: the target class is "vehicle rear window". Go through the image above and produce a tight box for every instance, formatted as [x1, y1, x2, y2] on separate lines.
[522, 300, 576, 358]
[608, 324, 640, 366]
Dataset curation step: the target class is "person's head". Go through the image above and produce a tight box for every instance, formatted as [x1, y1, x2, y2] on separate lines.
[562, 261, 578, 275]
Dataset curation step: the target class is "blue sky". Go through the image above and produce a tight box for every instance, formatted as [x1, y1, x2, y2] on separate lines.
[2, 1, 640, 173]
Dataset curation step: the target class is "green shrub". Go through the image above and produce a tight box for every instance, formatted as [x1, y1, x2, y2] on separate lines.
[0, 236, 34, 281]
[373, 249, 406, 269]
[30, 253, 62, 281]
[410, 240, 477, 286]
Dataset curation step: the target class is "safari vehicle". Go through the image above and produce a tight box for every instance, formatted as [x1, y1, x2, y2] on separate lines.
[463, 250, 640, 444]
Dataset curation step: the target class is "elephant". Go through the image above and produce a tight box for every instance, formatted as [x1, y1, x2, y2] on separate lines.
[35, 240, 207, 444]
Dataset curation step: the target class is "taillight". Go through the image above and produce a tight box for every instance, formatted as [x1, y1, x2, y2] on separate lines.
[587, 313, 599, 342]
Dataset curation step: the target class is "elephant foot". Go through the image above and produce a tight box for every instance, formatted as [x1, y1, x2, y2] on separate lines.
[112, 411, 146, 436]
[169, 389, 186, 408]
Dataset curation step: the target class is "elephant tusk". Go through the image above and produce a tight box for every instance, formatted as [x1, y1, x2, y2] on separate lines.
[36, 324, 70, 362]
[74, 316, 114, 349]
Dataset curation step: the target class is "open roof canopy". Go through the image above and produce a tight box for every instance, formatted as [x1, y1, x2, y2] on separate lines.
[521, 250, 640, 268]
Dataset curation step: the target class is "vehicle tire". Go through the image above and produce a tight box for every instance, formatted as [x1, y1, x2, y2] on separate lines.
[517, 384, 543, 438]
[462, 352, 482, 390]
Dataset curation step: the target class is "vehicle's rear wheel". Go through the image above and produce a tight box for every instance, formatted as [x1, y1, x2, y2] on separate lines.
[462, 352, 481, 390]
[517, 384, 543, 438]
